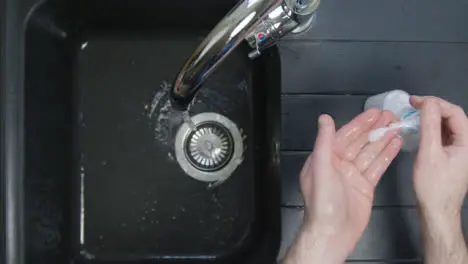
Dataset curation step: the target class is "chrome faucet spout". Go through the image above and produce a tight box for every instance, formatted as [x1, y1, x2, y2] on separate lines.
[171, 0, 320, 109]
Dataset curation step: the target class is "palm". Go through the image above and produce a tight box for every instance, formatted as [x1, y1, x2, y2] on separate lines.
[336, 156, 376, 234]
[300, 109, 402, 253]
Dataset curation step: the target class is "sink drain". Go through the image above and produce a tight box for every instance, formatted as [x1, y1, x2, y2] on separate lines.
[186, 122, 234, 172]
[175, 113, 243, 183]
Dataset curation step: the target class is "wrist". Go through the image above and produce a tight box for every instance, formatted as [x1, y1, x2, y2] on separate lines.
[416, 192, 464, 222]
[419, 204, 462, 230]
[283, 222, 352, 264]
[419, 206, 468, 264]
[419, 205, 464, 246]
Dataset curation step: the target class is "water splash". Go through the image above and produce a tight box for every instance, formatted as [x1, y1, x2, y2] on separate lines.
[146, 81, 190, 147]
[182, 111, 196, 130]
[145, 80, 237, 148]
[147, 81, 171, 119]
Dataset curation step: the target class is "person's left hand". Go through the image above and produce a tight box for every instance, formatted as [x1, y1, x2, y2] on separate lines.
[284, 109, 402, 264]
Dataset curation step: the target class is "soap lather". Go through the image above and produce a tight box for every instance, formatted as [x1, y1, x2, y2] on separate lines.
[364, 90, 420, 152]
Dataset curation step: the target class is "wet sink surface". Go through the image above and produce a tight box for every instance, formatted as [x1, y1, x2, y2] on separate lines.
[24, 1, 280, 263]
[78, 36, 255, 257]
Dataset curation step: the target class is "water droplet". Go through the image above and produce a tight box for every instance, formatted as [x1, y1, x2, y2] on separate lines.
[237, 79, 248, 91]
[80, 42, 88, 50]
[167, 152, 175, 161]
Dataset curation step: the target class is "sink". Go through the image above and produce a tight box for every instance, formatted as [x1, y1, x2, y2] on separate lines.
[22, 0, 281, 263]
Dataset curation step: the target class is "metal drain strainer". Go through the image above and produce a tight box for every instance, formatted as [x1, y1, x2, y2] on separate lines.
[186, 123, 234, 172]
[175, 112, 243, 183]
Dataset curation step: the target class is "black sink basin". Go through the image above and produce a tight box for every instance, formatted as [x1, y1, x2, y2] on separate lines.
[17, 0, 281, 263]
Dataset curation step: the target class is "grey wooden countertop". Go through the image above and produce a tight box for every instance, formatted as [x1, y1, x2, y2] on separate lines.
[278, 0, 468, 262]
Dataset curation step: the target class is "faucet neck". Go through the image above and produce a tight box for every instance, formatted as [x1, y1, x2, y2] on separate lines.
[170, 0, 319, 106]
[171, 0, 282, 106]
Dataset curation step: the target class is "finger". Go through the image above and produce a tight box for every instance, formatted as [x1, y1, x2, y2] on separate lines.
[363, 137, 403, 186]
[299, 152, 315, 185]
[334, 108, 381, 157]
[343, 111, 397, 161]
[303, 115, 336, 184]
[438, 102, 468, 146]
[313, 114, 336, 163]
[411, 96, 468, 145]
[409, 95, 424, 109]
[353, 128, 401, 173]
[419, 98, 442, 150]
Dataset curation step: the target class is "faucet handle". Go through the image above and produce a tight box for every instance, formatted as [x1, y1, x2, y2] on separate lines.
[244, 3, 298, 59]
[245, 1, 320, 59]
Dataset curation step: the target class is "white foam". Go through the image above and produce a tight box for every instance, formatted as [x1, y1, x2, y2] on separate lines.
[369, 127, 390, 142]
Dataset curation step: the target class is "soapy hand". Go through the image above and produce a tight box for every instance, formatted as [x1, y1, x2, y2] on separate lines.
[284, 109, 402, 264]
[410, 96, 468, 218]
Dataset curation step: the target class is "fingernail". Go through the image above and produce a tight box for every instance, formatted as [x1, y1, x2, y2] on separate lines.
[318, 114, 330, 126]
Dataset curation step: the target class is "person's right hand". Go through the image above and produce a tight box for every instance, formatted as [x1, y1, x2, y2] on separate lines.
[410, 96, 468, 217]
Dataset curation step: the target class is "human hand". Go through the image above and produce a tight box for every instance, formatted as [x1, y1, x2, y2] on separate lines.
[284, 109, 402, 264]
[410, 96, 468, 219]
[410, 96, 468, 264]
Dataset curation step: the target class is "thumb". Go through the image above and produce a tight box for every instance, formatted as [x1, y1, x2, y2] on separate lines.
[313, 114, 336, 162]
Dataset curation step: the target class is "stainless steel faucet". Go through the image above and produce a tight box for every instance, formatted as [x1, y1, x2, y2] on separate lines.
[171, 0, 321, 109]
